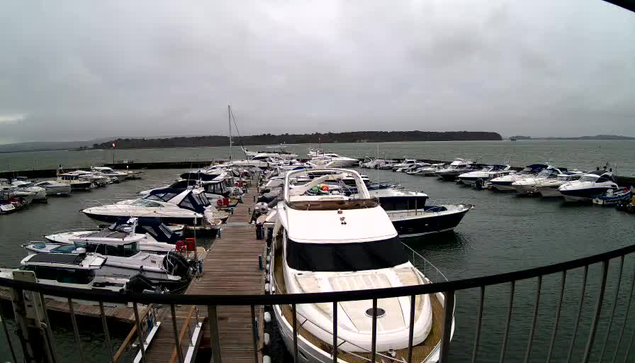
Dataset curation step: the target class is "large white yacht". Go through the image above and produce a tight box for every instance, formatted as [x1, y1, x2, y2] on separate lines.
[488, 163, 548, 191]
[457, 165, 513, 188]
[82, 187, 224, 227]
[269, 169, 451, 363]
[511, 166, 570, 195]
[309, 153, 359, 168]
[535, 173, 584, 198]
[558, 169, 619, 202]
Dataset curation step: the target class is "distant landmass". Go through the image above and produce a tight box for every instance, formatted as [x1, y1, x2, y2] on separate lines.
[538, 135, 635, 140]
[90, 131, 502, 150]
[508, 135, 634, 141]
[0, 137, 119, 153]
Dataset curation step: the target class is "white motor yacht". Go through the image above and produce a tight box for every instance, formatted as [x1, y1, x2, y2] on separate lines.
[82, 187, 225, 227]
[44, 217, 182, 253]
[391, 158, 418, 171]
[57, 171, 95, 190]
[488, 164, 548, 191]
[310, 153, 359, 168]
[535, 172, 585, 198]
[511, 166, 569, 195]
[435, 158, 475, 181]
[22, 236, 191, 291]
[11, 179, 47, 202]
[0, 253, 130, 306]
[92, 166, 129, 182]
[458, 165, 513, 188]
[269, 168, 452, 362]
[367, 188, 472, 238]
[34, 180, 72, 196]
[415, 163, 445, 176]
[558, 169, 619, 202]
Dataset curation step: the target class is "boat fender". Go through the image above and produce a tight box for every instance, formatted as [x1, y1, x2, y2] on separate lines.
[264, 283, 270, 294]
[264, 312, 271, 323]
[266, 255, 271, 263]
[266, 263, 270, 272]
[263, 356, 271, 363]
[264, 333, 270, 346]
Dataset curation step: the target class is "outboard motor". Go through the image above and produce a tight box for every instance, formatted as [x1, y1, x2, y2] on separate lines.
[127, 274, 157, 293]
[163, 252, 195, 280]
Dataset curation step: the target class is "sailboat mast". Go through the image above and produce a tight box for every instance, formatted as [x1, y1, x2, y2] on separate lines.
[228, 104, 232, 160]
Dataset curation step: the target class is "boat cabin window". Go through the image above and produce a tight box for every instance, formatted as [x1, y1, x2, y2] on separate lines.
[286, 236, 408, 272]
[596, 175, 614, 183]
[193, 192, 210, 206]
[21, 266, 95, 284]
[379, 196, 427, 211]
[84, 242, 139, 257]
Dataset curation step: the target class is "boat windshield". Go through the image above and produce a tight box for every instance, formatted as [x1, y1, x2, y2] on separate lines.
[580, 175, 599, 182]
[286, 236, 408, 272]
[132, 200, 164, 208]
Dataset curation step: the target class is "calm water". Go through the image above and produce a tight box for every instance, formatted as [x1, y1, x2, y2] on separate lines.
[0, 162, 634, 361]
[2, 139, 635, 175]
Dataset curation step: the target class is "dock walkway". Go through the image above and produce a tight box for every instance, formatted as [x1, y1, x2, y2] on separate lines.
[144, 188, 265, 363]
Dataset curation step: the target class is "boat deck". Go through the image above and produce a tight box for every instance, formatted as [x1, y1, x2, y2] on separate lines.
[143, 187, 267, 362]
[274, 243, 445, 363]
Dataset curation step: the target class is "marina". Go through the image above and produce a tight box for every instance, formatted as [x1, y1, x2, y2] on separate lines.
[0, 144, 634, 362]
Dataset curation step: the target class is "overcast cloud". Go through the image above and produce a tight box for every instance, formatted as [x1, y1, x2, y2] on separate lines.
[0, 0, 634, 144]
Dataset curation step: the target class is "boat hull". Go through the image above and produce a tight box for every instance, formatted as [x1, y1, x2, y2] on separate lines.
[83, 211, 205, 226]
[388, 206, 471, 238]
[559, 187, 614, 203]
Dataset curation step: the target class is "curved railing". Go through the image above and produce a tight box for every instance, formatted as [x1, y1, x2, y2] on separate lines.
[0, 243, 633, 363]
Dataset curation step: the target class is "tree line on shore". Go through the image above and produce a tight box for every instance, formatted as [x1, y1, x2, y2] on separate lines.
[92, 131, 502, 149]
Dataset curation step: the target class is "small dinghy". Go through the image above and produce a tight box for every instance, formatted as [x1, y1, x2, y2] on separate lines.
[592, 188, 633, 206]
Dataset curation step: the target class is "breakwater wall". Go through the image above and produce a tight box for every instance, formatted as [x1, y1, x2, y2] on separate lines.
[2, 159, 635, 186]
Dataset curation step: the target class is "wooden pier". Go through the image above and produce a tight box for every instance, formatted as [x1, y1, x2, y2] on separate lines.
[141, 188, 266, 363]
[0, 289, 149, 324]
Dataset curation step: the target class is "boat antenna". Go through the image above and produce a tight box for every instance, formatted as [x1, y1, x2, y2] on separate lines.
[228, 105, 232, 161]
[229, 107, 248, 158]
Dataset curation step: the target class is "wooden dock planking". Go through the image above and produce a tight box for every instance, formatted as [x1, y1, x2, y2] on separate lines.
[144, 188, 266, 363]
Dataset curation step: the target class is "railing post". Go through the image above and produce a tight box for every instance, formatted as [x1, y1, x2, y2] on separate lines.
[600, 256, 624, 361]
[471, 286, 485, 363]
[567, 265, 589, 363]
[132, 302, 147, 363]
[370, 298, 378, 363]
[171, 304, 184, 363]
[250, 305, 258, 363]
[0, 301, 18, 363]
[98, 302, 115, 363]
[332, 300, 338, 363]
[500, 281, 515, 363]
[582, 260, 609, 363]
[612, 263, 635, 363]
[292, 303, 298, 362]
[68, 298, 86, 363]
[439, 291, 455, 363]
[208, 305, 222, 363]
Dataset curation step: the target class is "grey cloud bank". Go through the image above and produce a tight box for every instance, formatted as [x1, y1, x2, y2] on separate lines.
[1, 0, 634, 144]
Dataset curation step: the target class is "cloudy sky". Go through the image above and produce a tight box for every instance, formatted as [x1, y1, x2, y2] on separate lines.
[1, 0, 634, 144]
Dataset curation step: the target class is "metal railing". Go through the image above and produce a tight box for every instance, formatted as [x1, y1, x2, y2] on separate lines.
[0, 243, 633, 362]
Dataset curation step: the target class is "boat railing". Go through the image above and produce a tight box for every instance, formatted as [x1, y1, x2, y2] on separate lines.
[402, 243, 449, 283]
[0, 243, 634, 363]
